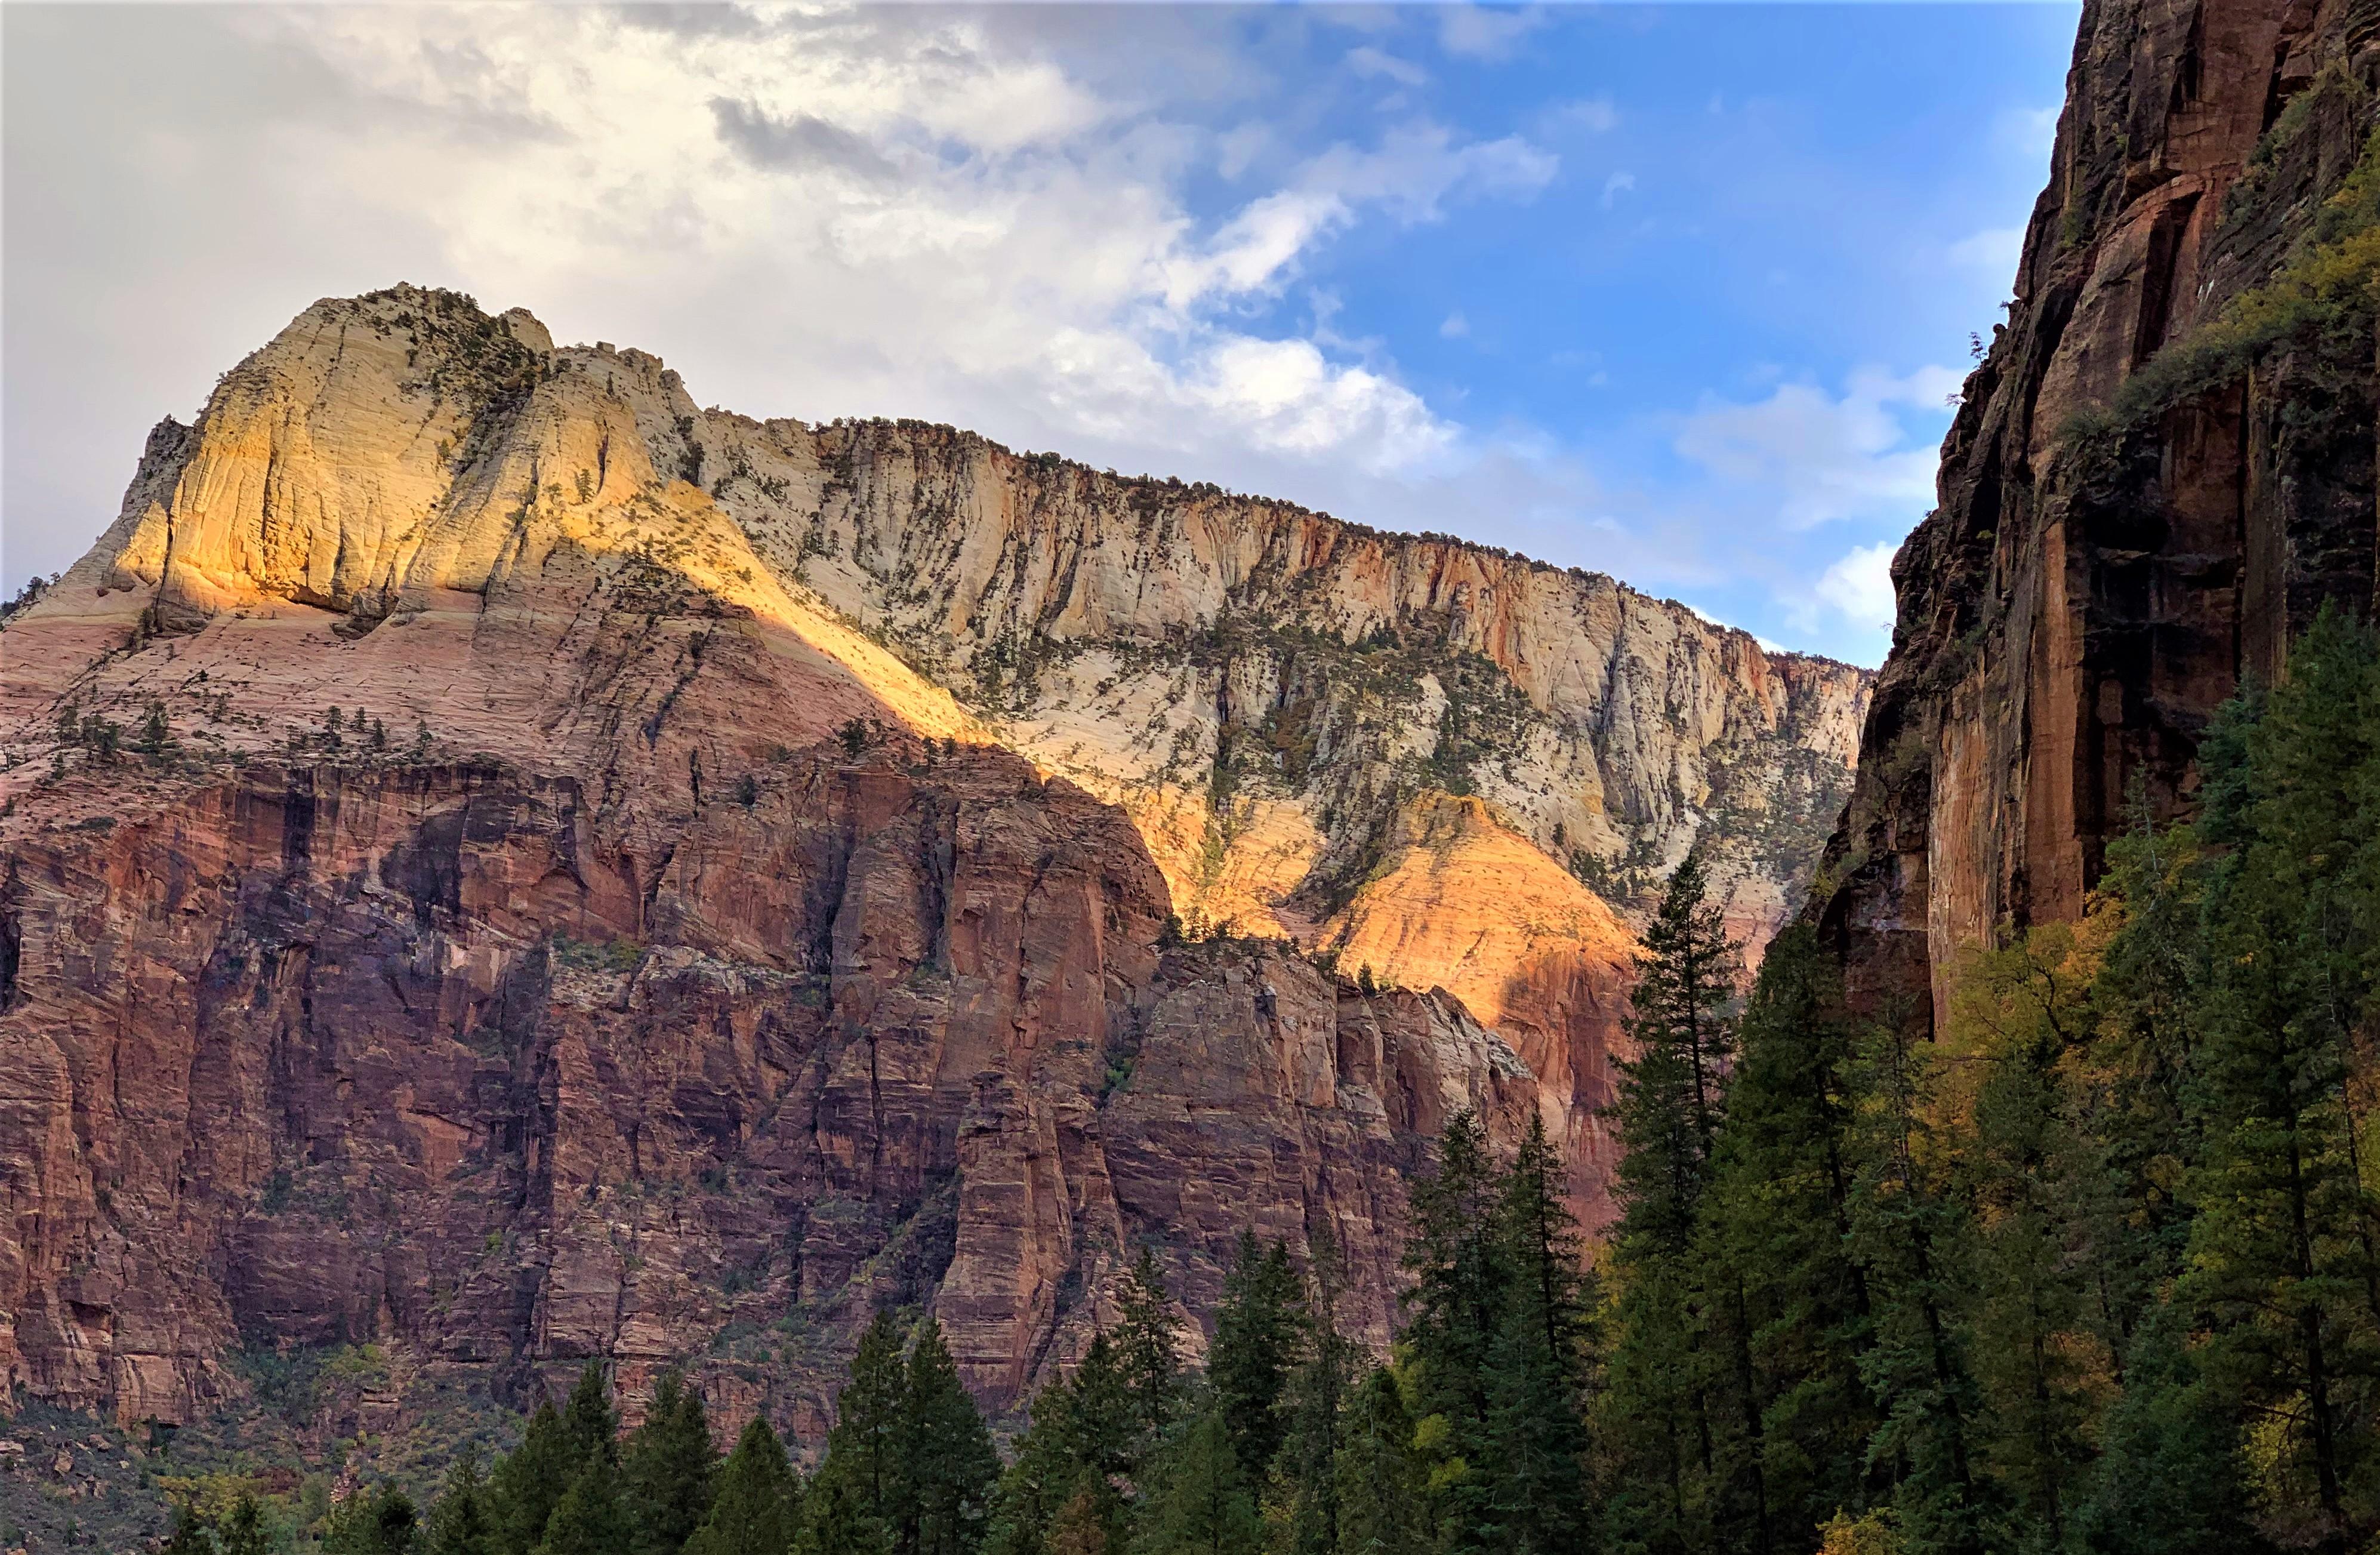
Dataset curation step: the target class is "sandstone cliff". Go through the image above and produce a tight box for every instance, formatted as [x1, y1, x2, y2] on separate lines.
[0, 285, 1862, 1430]
[1815, 0, 2380, 1018]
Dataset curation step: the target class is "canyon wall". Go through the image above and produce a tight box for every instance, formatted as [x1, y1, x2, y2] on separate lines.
[1816, 0, 2380, 1017]
[0, 284, 1863, 1430]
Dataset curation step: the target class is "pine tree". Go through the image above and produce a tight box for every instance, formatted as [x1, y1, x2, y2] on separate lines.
[533, 1462, 628, 1555]
[1596, 855, 1741, 1555]
[1118, 1247, 1183, 1462]
[1332, 1369, 1422, 1555]
[218, 1495, 271, 1555]
[1400, 1111, 1507, 1555]
[1940, 922, 2114, 1549]
[323, 1488, 421, 1555]
[624, 1371, 719, 1555]
[2174, 609, 2380, 1544]
[426, 1454, 500, 1555]
[1133, 1408, 1262, 1555]
[562, 1360, 620, 1468]
[794, 1462, 890, 1555]
[137, 700, 171, 757]
[1842, 1007, 1990, 1555]
[685, 1416, 800, 1555]
[1630, 849, 1740, 1162]
[1695, 925, 1878, 1550]
[1485, 1114, 1592, 1555]
[2069, 1301, 2267, 1555]
[1210, 1232, 1300, 1480]
[827, 1310, 912, 1532]
[1273, 1234, 1356, 1555]
[491, 1400, 579, 1555]
[902, 1320, 1000, 1555]
[987, 1334, 1140, 1555]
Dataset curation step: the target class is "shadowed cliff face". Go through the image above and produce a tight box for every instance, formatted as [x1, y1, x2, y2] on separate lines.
[0, 750, 1533, 1430]
[0, 284, 1859, 1430]
[1814, 0, 2380, 1020]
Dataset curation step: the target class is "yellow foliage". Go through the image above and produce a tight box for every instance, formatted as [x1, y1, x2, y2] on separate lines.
[1817, 1508, 1901, 1555]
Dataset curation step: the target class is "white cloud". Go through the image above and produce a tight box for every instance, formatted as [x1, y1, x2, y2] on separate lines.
[1947, 225, 2023, 274]
[1602, 170, 1636, 208]
[1441, 311, 1470, 339]
[1438, 5, 1549, 61]
[1812, 542, 1900, 632]
[1673, 364, 1957, 529]
[1542, 96, 1618, 134]
[1348, 47, 1428, 87]
[20, 4, 1573, 532]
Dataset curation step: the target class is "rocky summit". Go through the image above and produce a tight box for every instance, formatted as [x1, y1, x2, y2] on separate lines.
[0, 287, 1866, 1434]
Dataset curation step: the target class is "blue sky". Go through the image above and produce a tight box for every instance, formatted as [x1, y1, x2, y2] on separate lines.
[3, 4, 2079, 664]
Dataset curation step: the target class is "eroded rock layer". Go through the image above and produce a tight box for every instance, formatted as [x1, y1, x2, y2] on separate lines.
[0, 285, 1862, 1428]
[1814, 0, 2380, 1017]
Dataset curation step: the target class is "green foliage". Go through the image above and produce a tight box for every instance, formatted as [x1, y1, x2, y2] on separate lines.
[1118, 1248, 1185, 1457]
[1209, 1228, 1304, 1486]
[685, 1417, 799, 1555]
[322, 1486, 421, 1555]
[1132, 1408, 1262, 1555]
[425, 1455, 500, 1555]
[903, 1320, 1001, 1555]
[488, 1401, 577, 1555]
[1332, 1369, 1423, 1555]
[532, 1462, 628, 1555]
[623, 1372, 717, 1555]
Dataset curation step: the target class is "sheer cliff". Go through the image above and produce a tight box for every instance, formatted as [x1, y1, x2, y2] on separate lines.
[1815, 0, 2380, 1015]
[0, 286, 1864, 1428]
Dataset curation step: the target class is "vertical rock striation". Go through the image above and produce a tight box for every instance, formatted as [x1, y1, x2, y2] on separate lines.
[0, 284, 1863, 1431]
[1815, 0, 2380, 1020]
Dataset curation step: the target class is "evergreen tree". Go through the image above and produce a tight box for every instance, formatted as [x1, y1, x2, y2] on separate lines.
[1273, 1233, 1356, 1555]
[426, 1454, 500, 1555]
[1696, 925, 1878, 1551]
[902, 1320, 1000, 1555]
[1486, 1115, 1592, 1555]
[1400, 1111, 1507, 1555]
[562, 1361, 621, 1468]
[534, 1462, 628, 1555]
[1118, 1248, 1184, 1460]
[2175, 608, 2380, 1545]
[137, 700, 171, 757]
[794, 1463, 890, 1555]
[1065, 1333, 1141, 1486]
[2068, 1302, 2267, 1555]
[162, 1502, 215, 1555]
[1940, 922, 2115, 1549]
[1333, 1369, 1422, 1555]
[624, 1371, 719, 1555]
[218, 1495, 270, 1555]
[826, 1310, 912, 1533]
[686, 1416, 800, 1555]
[323, 1488, 420, 1555]
[1596, 855, 1741, 1555]
[491, 1401, 579, 1555]
[1842, 1006, 1990, 1555]
[1133, 1408, 1262, 1555]
[1210, 1232, 1300, 1479]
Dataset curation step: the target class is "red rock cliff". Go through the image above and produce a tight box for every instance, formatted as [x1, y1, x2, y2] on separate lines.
[1815, 0, 2380, 1016]
[0, 285, 1858, 1435]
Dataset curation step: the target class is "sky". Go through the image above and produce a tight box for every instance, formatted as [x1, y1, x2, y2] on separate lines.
[1, 2, 2078, 667]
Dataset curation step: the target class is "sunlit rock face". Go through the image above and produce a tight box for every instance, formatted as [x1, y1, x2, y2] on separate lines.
[0, 285, 1863, 1429]
[1811, 0, 2380, 1022]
